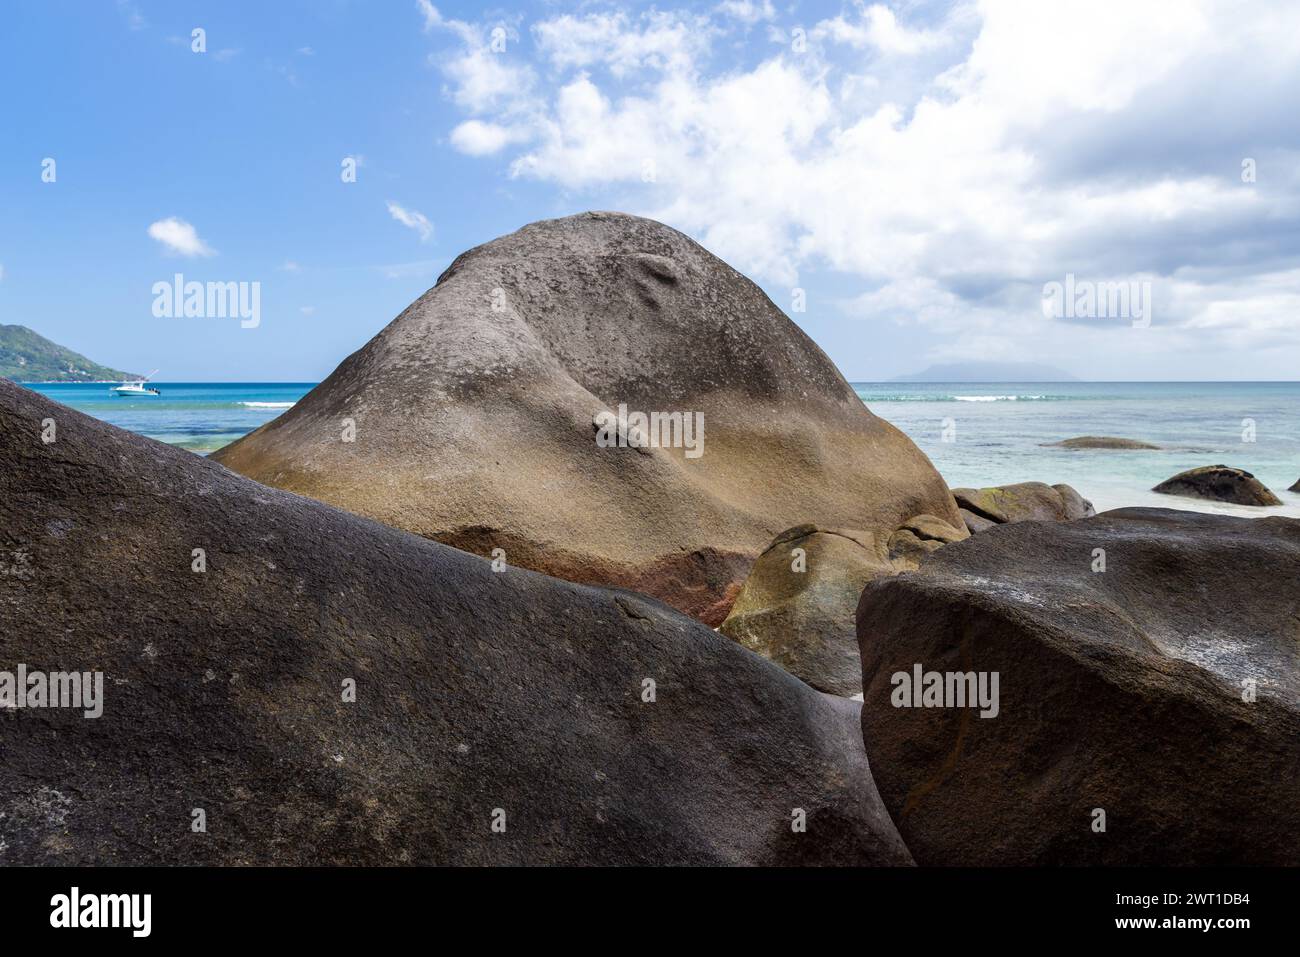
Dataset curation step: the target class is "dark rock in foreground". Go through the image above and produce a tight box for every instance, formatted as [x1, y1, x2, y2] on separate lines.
[856, 508, 1300, 865]
[1045, 435, 1159, 450]
[951, 481, 1095, 535]
[720, 519, 963, 696]
[212, 212, 962, 626]
[1152, 464, 1281, 506]
[0, 380, 910, 866]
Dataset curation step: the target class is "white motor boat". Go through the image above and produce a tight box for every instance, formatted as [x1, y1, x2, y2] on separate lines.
[111, 370, 161, 397]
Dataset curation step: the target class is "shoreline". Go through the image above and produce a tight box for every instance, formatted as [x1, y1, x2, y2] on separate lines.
[20, 379, 1300, 519]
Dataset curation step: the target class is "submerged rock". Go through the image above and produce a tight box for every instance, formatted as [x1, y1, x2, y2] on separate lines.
[1152, 465, 1281, 506]
[719, 518, 964, 696]
[212, 212, 962, 625]
[0, 380, 911, 866]
[1045, 436, 1159, 449]
[951, 481, 1095, 534]
[856, 508, 1300, 865]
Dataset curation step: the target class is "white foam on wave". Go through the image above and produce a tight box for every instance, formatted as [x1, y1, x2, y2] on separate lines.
[952, 394, 1045, 402]
[239, 401, 296, 409]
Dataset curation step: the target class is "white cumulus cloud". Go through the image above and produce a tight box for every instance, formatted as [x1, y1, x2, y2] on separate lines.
[814, 3, 951, 54]
[418, 0, 1300, 374]
[450, 119, 525, 156]
[715, 1, 776, 25]
[147, 218, 215, 257]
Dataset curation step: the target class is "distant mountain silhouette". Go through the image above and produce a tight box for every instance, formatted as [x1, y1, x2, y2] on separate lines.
[891, 361, 1078, 382]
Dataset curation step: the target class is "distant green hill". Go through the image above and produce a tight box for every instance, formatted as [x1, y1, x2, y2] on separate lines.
[0, 324, 137, 382]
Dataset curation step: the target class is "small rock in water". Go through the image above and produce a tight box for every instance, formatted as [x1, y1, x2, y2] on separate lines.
[1152, 464, 1281, 506]
[1044, 435, 1160, 450]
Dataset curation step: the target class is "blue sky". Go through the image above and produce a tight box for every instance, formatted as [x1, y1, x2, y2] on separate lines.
[2, 0, 1298, 381]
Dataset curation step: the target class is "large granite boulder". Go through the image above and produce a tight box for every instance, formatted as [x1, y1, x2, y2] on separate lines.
[720, 517, 963, 696]
[951, 481, 1094, 535]
[856, 508, 1300, 865]
[212, 212, 963, 626]
[0, 380, 911, 866]
[1153, 465, 1281, 506]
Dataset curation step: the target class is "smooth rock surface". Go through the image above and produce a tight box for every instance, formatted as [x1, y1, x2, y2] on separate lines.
[951, 481, 1095, 534]
[720, 518, 964, 696]
[0, 379, 911, 866]
[886, 514, 969, 568]
[856, 507, 1300, 865]
[212, 212, 963, 625]
[1152, 464, 1282, 506]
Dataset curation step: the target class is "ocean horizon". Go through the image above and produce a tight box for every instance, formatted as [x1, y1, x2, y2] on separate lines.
[23, 379, 1300, 520]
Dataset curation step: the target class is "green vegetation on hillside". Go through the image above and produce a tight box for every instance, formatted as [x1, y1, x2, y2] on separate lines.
[0, 324, 137, 382]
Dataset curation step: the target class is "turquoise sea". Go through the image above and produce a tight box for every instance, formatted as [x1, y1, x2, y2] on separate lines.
[855, 381, 1300, 518]
[23, 380, 1300, 519]
[25, 382, 313, 455]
